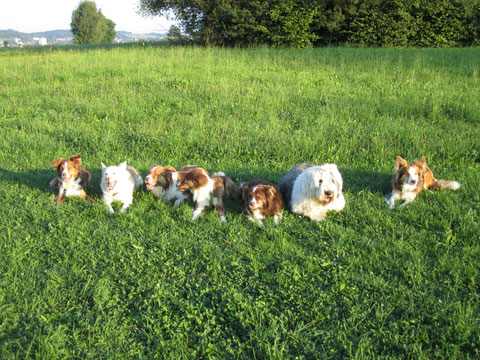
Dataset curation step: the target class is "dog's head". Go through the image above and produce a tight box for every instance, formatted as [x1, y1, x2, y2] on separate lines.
[307, 164, 343, 206]
[145, 165, 176, 190]
[177, 169, 209, 193]
[101, 161, 128, 191]
[395, 156, 426, 191]
[246, 184, 279, 212]
[52, 155, 82, 183]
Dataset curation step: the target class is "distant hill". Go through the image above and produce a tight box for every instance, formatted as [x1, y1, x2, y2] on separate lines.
[0, 29, 166, 44]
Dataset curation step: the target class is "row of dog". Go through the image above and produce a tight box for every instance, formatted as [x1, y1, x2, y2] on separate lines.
[49, 155, 461, 226]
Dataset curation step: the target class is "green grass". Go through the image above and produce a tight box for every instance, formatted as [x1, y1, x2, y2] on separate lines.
[0, 45, 479, 359]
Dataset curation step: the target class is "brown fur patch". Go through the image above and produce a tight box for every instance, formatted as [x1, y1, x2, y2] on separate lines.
[239, 179, 283, 217]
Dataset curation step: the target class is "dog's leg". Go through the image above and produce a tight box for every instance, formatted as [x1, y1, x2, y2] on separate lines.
[56, 188, 65, 207]
[213, 196, 227, 223]
[81, 190, 95, 203]
[385, 192, 399, 209]
[173, 194, 188, 207]
[273, 214, 281, 225]
[104, 196, 115, 214]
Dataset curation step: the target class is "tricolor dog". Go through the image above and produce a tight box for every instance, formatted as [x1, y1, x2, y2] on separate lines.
[238, 179, 283, 227]
[177, 168, 237, 223]
[385, 156, 461, 209]
[145, 165, 199, 207]
[50, 154, 93, 206]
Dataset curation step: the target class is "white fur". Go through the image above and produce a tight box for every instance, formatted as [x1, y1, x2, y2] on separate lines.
[100, 161, 143, 213]
[148, 171, 188, 207]
[290, 164, 345, 221]
[190, 173, 216, 221]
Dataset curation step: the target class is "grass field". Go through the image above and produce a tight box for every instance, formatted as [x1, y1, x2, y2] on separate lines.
[1, 45, 479, 359]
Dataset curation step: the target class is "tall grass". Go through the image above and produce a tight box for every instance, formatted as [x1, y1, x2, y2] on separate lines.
[0, 46, 479, 359]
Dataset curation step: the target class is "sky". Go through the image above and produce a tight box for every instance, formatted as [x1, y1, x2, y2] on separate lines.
[0, 0, 176, 34]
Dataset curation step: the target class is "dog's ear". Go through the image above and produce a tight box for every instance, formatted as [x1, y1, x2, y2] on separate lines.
[415, 156, 427, 169]
[100, 162, 106, 169]
[163, 166, 176, 173]
[118, 161, 127, 170]
[395, 156, 408, 170]
[70, 155, 82, 165]
[52, 158, 64, 167]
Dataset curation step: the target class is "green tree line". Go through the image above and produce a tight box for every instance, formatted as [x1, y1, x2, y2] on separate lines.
[71, 1, 116, 44]
[139, 0, 480, 47]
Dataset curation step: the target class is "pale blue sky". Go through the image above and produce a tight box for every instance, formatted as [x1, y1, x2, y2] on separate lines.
[0, 0, 176, 33]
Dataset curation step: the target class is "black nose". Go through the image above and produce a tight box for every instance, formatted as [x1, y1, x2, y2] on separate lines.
[324, 190, 332, 196]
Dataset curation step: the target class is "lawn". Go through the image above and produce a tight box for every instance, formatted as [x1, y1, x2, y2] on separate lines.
[0, 45, 479, 359]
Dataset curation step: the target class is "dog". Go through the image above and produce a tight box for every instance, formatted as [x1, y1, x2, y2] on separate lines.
[176, 168, 238, 223]
[100, 161, 143, 213]
[385, 156, 461, 209]
[238, 179, 283, 227]
[278, 163, 345, 221]
[145, 165, 199, 207]
[49, 154, 93, 206]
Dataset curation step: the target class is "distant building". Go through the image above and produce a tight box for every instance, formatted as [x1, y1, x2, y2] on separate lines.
[33, 37, 47, 45]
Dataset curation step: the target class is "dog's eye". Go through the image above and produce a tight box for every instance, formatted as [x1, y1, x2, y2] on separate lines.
[319, 179, 323, 184]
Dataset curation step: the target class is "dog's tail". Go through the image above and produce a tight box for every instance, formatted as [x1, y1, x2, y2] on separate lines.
[429, 179, 461, 190]
[213, 171, 238, 195]
[127, 166, 144, 190]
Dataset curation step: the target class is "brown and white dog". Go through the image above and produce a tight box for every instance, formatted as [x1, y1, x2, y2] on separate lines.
[177, 168, 238, 223]
[144, 165, 199, 207]
[238, 179, 283, 227]
[385, 156, 461, 209]
[49, 154, 93, 206]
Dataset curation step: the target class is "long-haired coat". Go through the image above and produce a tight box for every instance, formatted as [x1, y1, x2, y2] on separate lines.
[238, 179, 283, 227]
[145, 165, 199, 207]
[278, 163, 345, 221]
[177, 168, 237, 223]
[49, 154, 93, 206]
[385, 156, 461, 209]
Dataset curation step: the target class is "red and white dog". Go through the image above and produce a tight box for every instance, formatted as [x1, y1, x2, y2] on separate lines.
[385, 156, 461, 209]
[238, 179, 283, 227]
[50, 154, 93, 206]
[177, 168, 238, 223]
[145, 165, 199, 207]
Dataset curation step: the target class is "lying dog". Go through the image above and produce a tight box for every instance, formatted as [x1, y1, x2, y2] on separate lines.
[385, 156, 461, 209]
[100, 161, 143, 213]
[50, 154, 93, 206]
[177, 168, 237, 223]
[145, 165, 199, 207]
[238, 179, 283, 227]
[278, 163, 345, 221]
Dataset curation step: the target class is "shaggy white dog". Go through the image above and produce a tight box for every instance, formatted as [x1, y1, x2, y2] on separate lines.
[278, 163, 345, 221]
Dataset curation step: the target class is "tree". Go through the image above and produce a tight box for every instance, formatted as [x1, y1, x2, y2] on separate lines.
[167, 25, 182, 38]
[71, 1, 116, 44]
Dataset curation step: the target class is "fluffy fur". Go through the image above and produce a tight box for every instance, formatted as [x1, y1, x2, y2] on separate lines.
[100, 161, 143, 213]
[145, 165, 199, 207]
[177, 168, 238, 223]
[278, 163, 346, 221]
[238, 179, 283, 227]
[385, 156, 461, 209]
[49, 154, 93, 206]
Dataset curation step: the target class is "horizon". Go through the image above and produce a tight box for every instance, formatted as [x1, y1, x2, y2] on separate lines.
[0, 0, 176, 35]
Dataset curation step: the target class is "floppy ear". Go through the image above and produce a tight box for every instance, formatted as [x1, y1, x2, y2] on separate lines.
[118, 161, 127, 170]
[52, 158, 64, 167]
[415, 156, 427, 168]
[395, 156, 408, 171]
[163, 166, 176, 173]
[70, 154, 82, 164]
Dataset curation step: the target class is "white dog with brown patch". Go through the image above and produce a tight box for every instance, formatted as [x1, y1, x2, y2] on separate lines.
[100, 161, 143, 213]
[278, 163, 345, 221]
